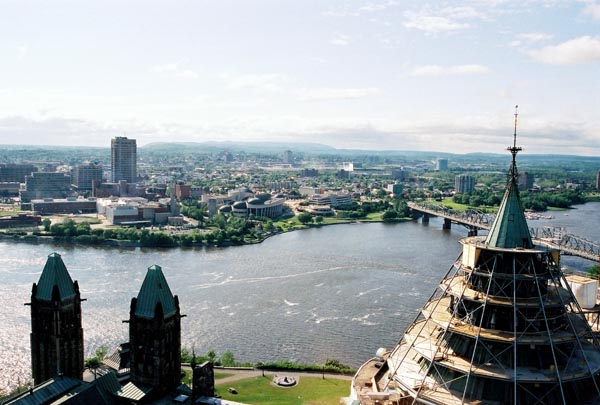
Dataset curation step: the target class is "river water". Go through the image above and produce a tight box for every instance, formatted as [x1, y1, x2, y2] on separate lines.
[0, 203, 598, 392]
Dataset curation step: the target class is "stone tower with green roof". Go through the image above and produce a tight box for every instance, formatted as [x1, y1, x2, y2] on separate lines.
[28, 252, 84, 384]
[128, 264, 182, 392]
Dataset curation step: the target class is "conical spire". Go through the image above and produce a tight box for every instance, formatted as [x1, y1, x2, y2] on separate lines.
[35, 252, 76, 301]
[484, 105, 533, 249]
[134, 264, 177, 319]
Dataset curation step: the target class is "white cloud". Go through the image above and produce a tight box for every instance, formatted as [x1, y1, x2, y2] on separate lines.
[322, 7, 359, 18]
[150, 63, 198, 79]
[583, 1, 600, 19]
[519, 32, 554, 42]
[1, 110, 598, 156]
[410, 64, 490, 76]
[403, 6, 485, 33]
[16, 45, 28, 60]
[330, 33, 350, 46]
[440, 6, 486, 20]
[297, 87, 380, 101]
[509, 32, 553, 48]
[528, 36, 600, 64]
[359, 1, 399, 13]
[221, 73, 287, 93]
[151, 63, 177, 73]
[404, 12, 469, 33]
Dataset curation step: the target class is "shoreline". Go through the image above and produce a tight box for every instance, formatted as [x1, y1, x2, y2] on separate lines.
[0, 217, 412, 250]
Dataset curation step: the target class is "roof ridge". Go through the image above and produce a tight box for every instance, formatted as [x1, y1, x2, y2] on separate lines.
[35, 252, 76, 301]
[134, 264, 177, 319]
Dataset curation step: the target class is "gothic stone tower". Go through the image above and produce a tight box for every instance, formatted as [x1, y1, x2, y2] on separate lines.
[28, 253, 84, 385]
[128, 264, 182, 392]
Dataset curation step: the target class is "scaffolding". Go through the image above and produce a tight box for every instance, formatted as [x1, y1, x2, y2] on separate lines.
[351, 112, 600, 404]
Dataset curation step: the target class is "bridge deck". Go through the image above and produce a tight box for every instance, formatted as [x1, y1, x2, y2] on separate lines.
[408, 201, 600, 262]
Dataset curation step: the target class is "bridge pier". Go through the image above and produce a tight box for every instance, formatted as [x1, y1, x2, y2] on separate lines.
[443, 218, 451, 230]
[468, 229, 478, 237]
[422, 213, 429, 224]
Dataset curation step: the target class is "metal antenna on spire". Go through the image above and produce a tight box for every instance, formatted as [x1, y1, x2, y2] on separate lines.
[513, 104, 518, 149]
[507, 105, 522, 182]
[508, 105, 522, 159]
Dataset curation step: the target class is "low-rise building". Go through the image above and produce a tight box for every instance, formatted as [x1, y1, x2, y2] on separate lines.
[93, 180, 145, 198]
[298, 186, 322, 197]
[231, 197, 286, 218]
[305, 205, 334, 216]
[0, 213, 42, 228]
[20, 172, 73, 203]
[73, 163, 103, 191]
[0, 163, 37, 183]
[31, 197, 98, 214]
[99, 196, 181, 225]
[308, 192, 352, 208]
[0, 182, 20, 196]
[174, 184, 202, 200]
[106, 204, 139, 224]
[300, 168, 318, 177]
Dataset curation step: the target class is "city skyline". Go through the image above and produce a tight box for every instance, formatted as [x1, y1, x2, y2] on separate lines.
[1, 0, 599, 155]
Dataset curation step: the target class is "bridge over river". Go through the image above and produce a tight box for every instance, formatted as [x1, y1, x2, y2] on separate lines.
[408, 201, 600, 262]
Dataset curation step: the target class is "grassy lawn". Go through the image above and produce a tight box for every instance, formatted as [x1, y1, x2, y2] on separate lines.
[363, 212, 383, 221]
[182, 370, 234, 385]
[438, 200, 468, 211]
[438, 199, 497, 213]
[216, 376, 348, 405]
[274, 218, 305, 232]
[320, 217, 351, 225]
[0, 210, 20, 217]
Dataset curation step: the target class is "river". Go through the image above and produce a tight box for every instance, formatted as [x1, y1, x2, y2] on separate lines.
[0, 203, 598, 392]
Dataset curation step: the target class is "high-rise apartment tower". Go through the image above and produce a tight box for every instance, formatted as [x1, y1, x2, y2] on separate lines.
[111, 137, 137, 183]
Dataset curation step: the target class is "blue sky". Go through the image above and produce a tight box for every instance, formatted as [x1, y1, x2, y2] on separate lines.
[0, 0, 599, 155]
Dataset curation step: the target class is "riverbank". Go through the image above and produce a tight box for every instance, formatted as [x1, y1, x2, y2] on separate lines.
[0, 216, 412, 250]
[1, 204, 598, 394]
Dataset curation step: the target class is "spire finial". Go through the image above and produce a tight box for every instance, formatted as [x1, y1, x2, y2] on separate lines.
[513, 104, 518, 149]
[508, 105, 522, 166]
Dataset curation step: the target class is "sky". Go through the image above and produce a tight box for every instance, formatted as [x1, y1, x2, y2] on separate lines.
[0, 0, 599, 155]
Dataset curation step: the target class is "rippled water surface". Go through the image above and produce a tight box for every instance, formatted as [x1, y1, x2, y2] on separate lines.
[0, 202, 598, 392]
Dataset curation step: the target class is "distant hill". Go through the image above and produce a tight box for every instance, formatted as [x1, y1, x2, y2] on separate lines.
[140, 141, 497, 160]
[141, 141, 338, 154]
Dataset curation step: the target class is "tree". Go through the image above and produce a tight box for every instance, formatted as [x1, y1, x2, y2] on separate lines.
[50, 223, 65, 236]
[298, 212, 313, 225]
[85, 345, 108, 380]
[206, 349, 217, 363]
[42, 218, 51, 232]
[382, 210, 398, 221]
[314, 215, 324, 224]
[220, 350, 235, 367]
[95, 345, 108, 360]
[190, 347, 198, 369]
[76, 222, 91, 236]
[63, 219, 77, 237]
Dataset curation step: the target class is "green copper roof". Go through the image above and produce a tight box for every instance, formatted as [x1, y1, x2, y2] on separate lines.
[35, 252, 76, 301]
[484, 150, 533, 249]
[134, 264, 177, 319]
